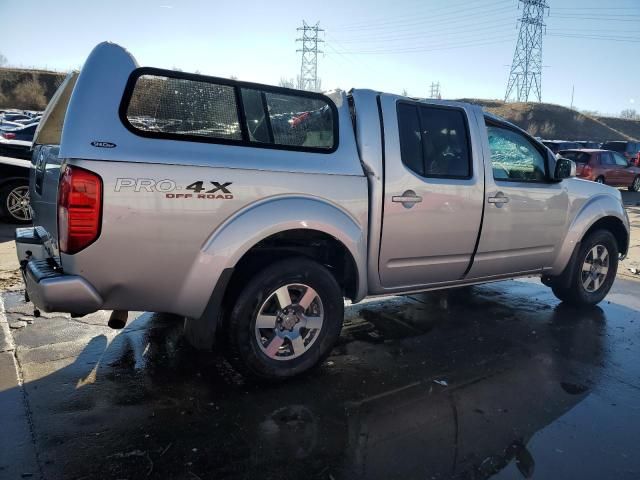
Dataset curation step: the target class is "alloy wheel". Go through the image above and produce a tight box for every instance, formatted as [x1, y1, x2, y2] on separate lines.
[581, 244, 609, 293]
[6, 185, 31, 222]
[254, 283, 324, 361]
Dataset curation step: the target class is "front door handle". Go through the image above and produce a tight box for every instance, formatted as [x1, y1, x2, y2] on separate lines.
[488, 192, 509, 207]
[392, 190, 423, 208]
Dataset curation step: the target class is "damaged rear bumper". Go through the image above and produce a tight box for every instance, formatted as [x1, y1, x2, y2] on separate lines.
[15, 227, 102, 315]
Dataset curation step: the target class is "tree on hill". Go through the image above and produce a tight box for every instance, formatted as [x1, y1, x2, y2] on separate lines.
[0, 52, 7, 67]
[620, 109, 639, 120]
[278, 77, 295, 89]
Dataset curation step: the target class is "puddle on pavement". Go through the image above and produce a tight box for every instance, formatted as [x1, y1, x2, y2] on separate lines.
[2, 280, 639, 479]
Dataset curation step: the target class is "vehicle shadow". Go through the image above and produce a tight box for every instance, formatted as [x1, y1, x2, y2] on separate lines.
[0, 281, 627, 479]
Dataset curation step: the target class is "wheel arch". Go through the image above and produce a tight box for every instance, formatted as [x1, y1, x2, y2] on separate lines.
[550, 194, 630, 275]
[181, 196, 367, 349]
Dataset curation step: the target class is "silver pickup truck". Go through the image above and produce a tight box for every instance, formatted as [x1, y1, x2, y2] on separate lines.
[16, 43, 630, 380]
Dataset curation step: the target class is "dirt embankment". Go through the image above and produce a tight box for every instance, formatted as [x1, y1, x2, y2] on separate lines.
[462, 99, 639, 142]
[0, 68, 66, 110]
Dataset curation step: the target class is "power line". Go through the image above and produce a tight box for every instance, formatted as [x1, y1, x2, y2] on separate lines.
[296, 21, 324, 92]
[548, 33, 640, 43]
[333, 4, 516, 33]
[549, 14, 640, 21]
[333, 0, 513, 30]
[331, 18, 515, 44]
[505, 0, 549, 103]
[326, 35, 515, 55]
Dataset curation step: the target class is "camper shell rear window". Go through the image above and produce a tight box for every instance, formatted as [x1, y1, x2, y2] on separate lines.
[119, 67, 338, 153]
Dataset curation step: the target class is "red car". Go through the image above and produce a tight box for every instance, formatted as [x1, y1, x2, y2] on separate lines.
[559, 149, 640, 191]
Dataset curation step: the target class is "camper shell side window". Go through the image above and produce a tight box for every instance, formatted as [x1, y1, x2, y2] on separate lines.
[119, 67, 338, 154]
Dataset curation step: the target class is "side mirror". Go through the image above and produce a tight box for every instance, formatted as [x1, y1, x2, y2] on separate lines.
[554, 157, 576, 180]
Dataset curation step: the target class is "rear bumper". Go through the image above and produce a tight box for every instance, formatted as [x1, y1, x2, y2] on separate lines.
[16, 227, 103, 315]
[22, 260, 102, 315]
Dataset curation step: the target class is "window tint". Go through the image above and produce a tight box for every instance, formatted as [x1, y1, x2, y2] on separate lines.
[397, 103, 471, 178]
[612, 152, 629, 166]
[561, 151, 591, 163]
[240, 89, 334, 149]
[268, 93, 334, 148]
[486, 126, 546, 181]
[600, 152, 614, 165]
[397, 104, 424, 175]
[125, 74, 242, 140]
[241, 89, 271, 143]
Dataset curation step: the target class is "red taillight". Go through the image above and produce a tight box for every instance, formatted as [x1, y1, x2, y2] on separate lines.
[2, 132, 16, 139]
[582, 164, 593, 177]
[58, 165, 102, 254]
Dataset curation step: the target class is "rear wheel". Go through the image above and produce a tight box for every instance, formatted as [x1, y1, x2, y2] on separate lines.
[224, 257, 344, 380]
[629, 175, 640, 192]
[551, 229, 618, 306]
[0, 181, 32, 224]
[595, 176, 605, 185]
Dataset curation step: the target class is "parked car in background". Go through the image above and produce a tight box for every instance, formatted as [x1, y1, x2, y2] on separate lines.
[0, 123, 36, 159]
[1, 112, 32, 122]
[600, 141, 640, 167]
[542, 140, 582, 154]
[15, 117, 42, 125]
[560, 149, 640, 191]
[0, 156, 31, 224]
[576, 141, 601, 149]
[0, 119, 23, 131]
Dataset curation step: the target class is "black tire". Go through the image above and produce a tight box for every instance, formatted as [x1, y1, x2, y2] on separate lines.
[551, 229, 618, 306]
[595, 176, 605, 185]
[629, 175, 640, 192]
[0, 180, 31, 224]
[224, 257, 344, 380]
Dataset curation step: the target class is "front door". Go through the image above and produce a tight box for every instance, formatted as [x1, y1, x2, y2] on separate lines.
[467, 120, 568, 278]
[611, 151, 634, 186]
[378, 97, 485, 288]
[600, 151, 622, 185]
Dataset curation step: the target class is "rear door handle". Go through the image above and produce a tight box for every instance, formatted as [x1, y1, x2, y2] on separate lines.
[488, 192, 509, 207]
[392, 190, 423, 208]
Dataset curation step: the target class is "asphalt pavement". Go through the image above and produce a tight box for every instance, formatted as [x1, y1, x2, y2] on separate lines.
[1, 277, 639, 480]
[0, 190, 639, 479]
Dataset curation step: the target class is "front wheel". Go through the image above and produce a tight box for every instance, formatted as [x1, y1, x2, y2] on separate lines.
[551, 229, 618, 306]
[224, 257, 344, 380]
[629, 175, 640, 192]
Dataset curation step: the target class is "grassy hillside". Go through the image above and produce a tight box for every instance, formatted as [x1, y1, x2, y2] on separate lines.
[461, 99, 638, 142]
[596, 115, 640, 142]
[0, 68, 67, 110]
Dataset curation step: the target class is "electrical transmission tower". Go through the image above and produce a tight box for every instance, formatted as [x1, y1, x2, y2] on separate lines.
[296, 21, 324, 91]
[429, 82, 441, 99]
[504, 0, 549, 103]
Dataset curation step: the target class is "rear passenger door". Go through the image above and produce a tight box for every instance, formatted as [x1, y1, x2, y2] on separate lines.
[466, 119, 568, 278]
[378, 98, 485, 288]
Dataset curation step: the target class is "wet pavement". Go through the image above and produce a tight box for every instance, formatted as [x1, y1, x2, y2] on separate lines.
[0, 277, 639, 479]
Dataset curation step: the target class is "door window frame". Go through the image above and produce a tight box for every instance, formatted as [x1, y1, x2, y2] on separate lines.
[396, 100, 474, 180]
